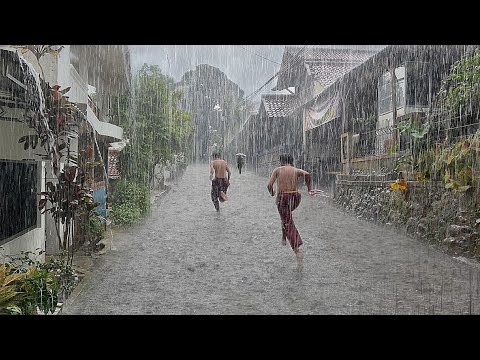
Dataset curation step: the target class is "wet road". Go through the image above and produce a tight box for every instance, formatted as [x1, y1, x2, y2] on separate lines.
[62, 163, 480, 314]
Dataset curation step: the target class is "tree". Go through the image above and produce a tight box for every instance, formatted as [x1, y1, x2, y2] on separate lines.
[438, 48, 480, 117]
[115, 64, 193, 185]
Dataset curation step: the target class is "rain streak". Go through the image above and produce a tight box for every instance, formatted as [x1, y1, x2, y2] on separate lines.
[1, 45, 480, 315]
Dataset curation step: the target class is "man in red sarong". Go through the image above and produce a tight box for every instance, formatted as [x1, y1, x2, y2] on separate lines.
[267, 154, 314, 271]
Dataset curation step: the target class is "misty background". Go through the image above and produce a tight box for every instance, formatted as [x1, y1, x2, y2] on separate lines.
[129, 45, 387, 100]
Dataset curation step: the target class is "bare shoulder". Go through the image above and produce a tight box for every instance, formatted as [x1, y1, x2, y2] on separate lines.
[295, 167, 309, 176]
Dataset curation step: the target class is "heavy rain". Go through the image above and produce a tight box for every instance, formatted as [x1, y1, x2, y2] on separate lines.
[2, 44, 480, 315]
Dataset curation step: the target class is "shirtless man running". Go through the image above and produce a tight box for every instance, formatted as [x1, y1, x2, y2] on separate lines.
[267, 154, 314, 271]
[210, 152, 231, 212]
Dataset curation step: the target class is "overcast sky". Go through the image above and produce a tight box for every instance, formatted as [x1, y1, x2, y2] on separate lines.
[129, 45, 386, 101]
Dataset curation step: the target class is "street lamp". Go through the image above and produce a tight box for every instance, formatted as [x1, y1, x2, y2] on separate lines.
[213, 103, 225, 157]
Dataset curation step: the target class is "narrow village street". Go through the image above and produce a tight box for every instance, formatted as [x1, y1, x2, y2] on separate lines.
[62, 163, 480, 315]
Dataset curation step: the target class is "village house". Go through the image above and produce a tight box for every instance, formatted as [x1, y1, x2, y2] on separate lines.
[241, 46, 378, 178]
[0, 45, 130, 261]
[319, 45, 477, 182]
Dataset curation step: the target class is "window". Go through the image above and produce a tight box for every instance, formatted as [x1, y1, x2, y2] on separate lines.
[378, 66, 406, 115]
[405, 61, 431, 107]
[0, 160, 38, 243]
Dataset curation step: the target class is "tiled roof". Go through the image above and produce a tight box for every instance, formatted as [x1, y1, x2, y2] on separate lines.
[302, 48, 376, 87]
[285, 46, 377, 63]
[261, 94, 293, 118]
[273, 47, 378, 91]
[307, 61, 365, 87]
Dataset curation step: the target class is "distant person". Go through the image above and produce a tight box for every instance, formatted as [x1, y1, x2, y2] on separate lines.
[210, 152, 231, 212]
[236, 154, 245, 174]
[267, 154, 314, 271]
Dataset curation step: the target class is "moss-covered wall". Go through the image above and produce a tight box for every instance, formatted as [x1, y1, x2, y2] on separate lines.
[335, 177, 480, 260]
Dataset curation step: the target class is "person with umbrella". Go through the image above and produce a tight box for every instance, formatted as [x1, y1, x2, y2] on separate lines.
[236, 152, 246, 174]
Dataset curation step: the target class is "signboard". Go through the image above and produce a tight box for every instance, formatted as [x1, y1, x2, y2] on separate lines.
[107, 148, 120, 179]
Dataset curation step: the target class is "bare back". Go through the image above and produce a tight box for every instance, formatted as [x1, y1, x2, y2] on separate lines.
[267, 165, 310, 194]
[210, 159, 231, 179]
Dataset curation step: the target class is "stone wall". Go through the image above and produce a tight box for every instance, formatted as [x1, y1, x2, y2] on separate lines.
[334, 176, 480, 260]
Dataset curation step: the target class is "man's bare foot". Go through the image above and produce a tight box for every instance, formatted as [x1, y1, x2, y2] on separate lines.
[219, 191, 228, 202]
[295, 248, 304, 271]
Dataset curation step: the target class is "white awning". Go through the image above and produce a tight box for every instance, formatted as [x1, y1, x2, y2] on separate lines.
[87, 106, 123, 140]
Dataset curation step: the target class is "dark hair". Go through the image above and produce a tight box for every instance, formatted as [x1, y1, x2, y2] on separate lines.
[212, 152, 221, 159]
[279, 154, 294, 166]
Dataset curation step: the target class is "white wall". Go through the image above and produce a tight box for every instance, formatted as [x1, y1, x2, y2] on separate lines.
[58, 46, 89, 104]
[1, 45, 126, 259]
[9, 46, 86, 256]
[0, 211, 45, 263]
[56, 46, 71, 89]
[0, 121, 47, 255]
[12, 46, 88, 105]
[19, 49, 58, 85]
[0, 49, 50, 261]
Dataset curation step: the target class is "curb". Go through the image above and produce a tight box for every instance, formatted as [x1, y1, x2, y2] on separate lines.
[55, 248, 107, 314]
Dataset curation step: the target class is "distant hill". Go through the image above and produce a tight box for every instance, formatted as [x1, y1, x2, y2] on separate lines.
[175, 64, 245, 161]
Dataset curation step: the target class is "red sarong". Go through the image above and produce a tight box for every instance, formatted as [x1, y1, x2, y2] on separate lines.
[276, 192, 302, 251]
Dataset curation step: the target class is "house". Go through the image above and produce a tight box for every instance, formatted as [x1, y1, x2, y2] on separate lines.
[72, 45, 130, 228]
[327, 45, 480, 254]
[0, 45, 130, 261]
[245, 46, 379, 178]
[272, 46, 378, 103]
[254, 94, 298, 176]
[0, 48, 51, 261]
[319, 45, 479, 180]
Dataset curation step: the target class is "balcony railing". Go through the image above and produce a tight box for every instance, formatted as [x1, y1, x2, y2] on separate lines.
[88, 95, 100, 120]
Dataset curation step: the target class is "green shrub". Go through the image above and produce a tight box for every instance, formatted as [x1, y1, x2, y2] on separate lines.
[111, 203, 142, 225]
[110, 180, 150, 225]
[17, 267, 60, 315]
[112, 181, 150, 213]
[88, 215, 105, 242]
[41, 252, 79, 301]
